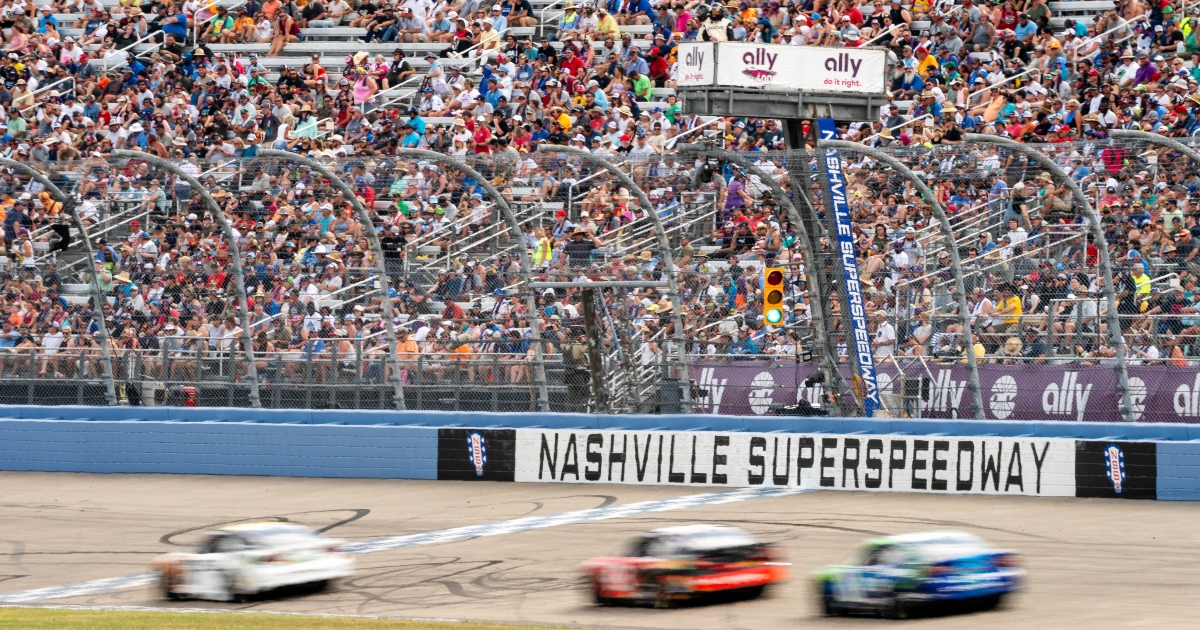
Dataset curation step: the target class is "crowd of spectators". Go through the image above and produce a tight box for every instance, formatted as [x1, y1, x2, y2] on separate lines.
[0, 0, 1197, 408]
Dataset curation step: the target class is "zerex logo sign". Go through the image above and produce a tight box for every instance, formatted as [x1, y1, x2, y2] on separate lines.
[514, 430, 1076, 497]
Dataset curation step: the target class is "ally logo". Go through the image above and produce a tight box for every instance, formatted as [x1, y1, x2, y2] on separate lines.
[1104, 444, 1126, 494]
[695, 367, 728, 414]
[740, 47, 778, 82]
[467, 431, 488, 477]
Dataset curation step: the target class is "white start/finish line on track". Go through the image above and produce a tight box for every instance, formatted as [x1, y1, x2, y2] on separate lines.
[0, 486, 810, 604]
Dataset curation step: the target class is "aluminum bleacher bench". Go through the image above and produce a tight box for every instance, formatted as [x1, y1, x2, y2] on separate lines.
[299, 27, 367, 39]
[1047, 1, 1115, 14]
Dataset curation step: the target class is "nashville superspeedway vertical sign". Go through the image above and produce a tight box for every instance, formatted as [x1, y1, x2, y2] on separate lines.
[513, 430, 1076, 497]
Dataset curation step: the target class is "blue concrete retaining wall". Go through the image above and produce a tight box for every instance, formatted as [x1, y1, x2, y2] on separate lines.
[4, 406, 1200, 499]
[1157, 442, 1200, 501]
[0, 420, 437, 478]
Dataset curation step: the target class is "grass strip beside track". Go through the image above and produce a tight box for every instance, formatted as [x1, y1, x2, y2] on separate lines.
[0, 607, 571, 630]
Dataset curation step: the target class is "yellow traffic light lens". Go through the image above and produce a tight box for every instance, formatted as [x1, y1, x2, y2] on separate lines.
[767, 270, 783, 285]
[765, 308, 784, 324]
[766, 289, 783, 305]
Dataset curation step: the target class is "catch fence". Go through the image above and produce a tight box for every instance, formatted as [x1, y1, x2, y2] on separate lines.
[3, 135, 1200, 420]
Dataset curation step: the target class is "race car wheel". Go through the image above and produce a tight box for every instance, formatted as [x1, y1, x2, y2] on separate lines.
[223, 572, 247, 604]
[883, 595, 908, 620]
[819, 582, 839, 617]
[978, 593, 1005, 611]
[653, 579, 672, 609]
[160, 574, 182, 601]
[742, 585, 765, 600]
[590, 578, 612, 606]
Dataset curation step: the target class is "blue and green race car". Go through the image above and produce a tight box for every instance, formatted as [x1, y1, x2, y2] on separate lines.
[813, 531, 1023, 619]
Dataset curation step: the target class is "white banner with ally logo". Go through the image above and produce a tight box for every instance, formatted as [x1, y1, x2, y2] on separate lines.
[698, 43, 887, 94]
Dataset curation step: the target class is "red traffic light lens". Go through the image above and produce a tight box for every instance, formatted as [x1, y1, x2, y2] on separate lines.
[767, 270, 783, 285]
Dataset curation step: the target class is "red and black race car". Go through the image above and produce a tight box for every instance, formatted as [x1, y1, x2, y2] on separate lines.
[582, 525, 790, 607]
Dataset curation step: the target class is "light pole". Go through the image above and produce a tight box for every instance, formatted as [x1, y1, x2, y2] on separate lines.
[114, 150, 262, 408]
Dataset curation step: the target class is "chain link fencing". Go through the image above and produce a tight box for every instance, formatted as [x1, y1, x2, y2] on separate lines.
[1, 137, 1199, 420]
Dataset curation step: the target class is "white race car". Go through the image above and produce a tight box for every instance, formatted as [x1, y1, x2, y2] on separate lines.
[153, 522, 354, 601]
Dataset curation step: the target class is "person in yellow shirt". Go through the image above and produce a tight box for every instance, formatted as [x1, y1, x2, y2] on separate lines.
[915, 45, 939, 78]
[595, 7, 619, 38]
[553, 106, 572, 132]
[1131, 265, 1152, 309]
[994, 284, 1023, 332]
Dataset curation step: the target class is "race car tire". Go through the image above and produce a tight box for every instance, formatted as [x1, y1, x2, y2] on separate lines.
[160, 574, 183, 601]
[223, 572, 247, 604]
[819, 582, 840, 617]
[742, 585, 765, 600]
[653, 579, 672, 609]
[590, 578, 613, 606]
[883, 595, 909, 620]
[978, 593, 1005, 611]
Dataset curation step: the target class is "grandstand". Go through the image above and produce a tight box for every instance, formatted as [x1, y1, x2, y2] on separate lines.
[0, 0, 1197, 421]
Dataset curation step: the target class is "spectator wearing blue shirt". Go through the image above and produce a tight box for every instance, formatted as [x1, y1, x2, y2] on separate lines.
[490, 5, 508, 31]
[618, 0, 652, 25]
[37, 6, 57, 33]
[405, 108, 426, 135]
[530, 120, 548, 143]
[1014, 14, 1038, 43]
[623, 47, 649, 76]
[401, 124, 421, 148]
[892, 66, 924, 100]
[484, 78, 504, 108]
[590, 83, 608, 110]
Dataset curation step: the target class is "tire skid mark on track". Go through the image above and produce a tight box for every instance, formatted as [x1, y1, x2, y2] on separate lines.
[0, 486, 811, 604]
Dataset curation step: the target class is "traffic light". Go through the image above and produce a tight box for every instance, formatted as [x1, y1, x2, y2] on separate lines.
[763, 267, 785, 325]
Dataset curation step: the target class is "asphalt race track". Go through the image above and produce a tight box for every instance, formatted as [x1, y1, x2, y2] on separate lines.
[0, 472, 1197, 629]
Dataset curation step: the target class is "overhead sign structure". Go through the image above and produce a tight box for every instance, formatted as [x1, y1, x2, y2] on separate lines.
[677, 42, 887, 95]
[816, 118, 881, 416]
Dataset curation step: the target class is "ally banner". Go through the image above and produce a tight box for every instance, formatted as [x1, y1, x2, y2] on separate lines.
[689, 360, 1200, 423]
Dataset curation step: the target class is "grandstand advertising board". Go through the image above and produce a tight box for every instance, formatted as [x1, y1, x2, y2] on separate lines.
[677, 42, 888, 95]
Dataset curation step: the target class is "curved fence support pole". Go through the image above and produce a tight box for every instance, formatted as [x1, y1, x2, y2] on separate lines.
[259, 149, 404, 411]
[1109, 129, 1200, 167]
[0, 158, 118, 406]
[114, 150, 261, 408]
[678, 143, 847, 416]
[394, 149, 549, 412]
[964, 134, 1131, 421]
[536, 145, 692, 413]
[820, 141, 985, 420]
